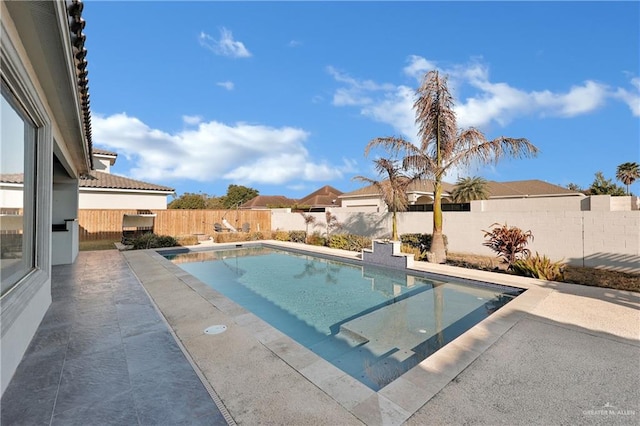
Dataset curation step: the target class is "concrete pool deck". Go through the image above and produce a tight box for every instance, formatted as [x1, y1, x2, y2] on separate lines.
[3, 242, 639, 425]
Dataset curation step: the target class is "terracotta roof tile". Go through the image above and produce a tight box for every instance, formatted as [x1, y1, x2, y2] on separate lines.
[341, 179, 455, 198]
[67, 0, 93, 168]
[3, 171, 174, 192]
[298, 185, 343, 207]
[486, 180, 579, 197]
[92, 148, 117, 157]
[80, 171, 174, 192]
[342, 179, 578, 199]
[240, 195, 296, 209]
[0, 173, 25, 184]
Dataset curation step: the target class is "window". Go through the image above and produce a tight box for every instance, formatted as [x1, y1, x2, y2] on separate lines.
[1, 84, 37, 296]
[407, 203, 471, 212]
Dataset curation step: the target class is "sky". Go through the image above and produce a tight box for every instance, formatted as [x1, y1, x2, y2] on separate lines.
[83, 1, 640, 199]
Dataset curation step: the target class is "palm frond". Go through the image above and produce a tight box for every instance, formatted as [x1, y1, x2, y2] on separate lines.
[364, 137, 417, 158]
[414, 71, 458, 156]
[447, 132, 539, 170]
[354, 158, 412, 213]
[451, 176, 489, 202]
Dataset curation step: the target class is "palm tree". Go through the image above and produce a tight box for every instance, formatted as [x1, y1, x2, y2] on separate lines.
[451, 176, 489, 202]
[299, 212, 316, 243]
[616, 162, 639, 195]
[353, 157, 413, 241]
[366, 70, 538, 263]
[566, 183, 583, 192]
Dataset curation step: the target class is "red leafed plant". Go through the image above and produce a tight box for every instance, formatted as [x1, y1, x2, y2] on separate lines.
[482, 223, 534, 267]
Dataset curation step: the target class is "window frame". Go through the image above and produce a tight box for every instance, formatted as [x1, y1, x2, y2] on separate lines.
[1, 83, 38, 295]
[1, 19, 53, 334]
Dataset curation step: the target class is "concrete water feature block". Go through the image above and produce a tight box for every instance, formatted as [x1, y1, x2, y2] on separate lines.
[362, 240, 415, 269]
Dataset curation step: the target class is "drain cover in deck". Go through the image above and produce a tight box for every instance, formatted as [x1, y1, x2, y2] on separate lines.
[204, 325, 227, 335]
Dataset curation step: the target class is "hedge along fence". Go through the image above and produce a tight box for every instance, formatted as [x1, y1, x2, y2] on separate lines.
[78, 209, 271, 241]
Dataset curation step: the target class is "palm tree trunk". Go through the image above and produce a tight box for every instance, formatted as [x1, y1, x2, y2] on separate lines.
[431, 179, 447, 263]
[433, 282, 445, 347]
[392, 210, 398, 240]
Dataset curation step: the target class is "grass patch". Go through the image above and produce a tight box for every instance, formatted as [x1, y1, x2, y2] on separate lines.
[79, 239, 119, 251]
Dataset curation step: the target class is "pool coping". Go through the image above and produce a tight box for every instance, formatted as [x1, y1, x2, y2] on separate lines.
[130, 241, 554, 425]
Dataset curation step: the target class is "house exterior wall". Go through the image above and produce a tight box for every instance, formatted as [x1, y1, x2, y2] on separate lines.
[1, 0, 88, 396]
[2, 188, 170, 210]
[470, 196, 587, 212]
[93, 156, 112, 173]
[340, 197, 384, 212]
[79, 190, 169, 210]
[0, 185, 23, 208]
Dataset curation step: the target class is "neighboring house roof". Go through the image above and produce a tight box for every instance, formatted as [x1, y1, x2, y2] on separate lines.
[405, 180, 456, 195]
[92, 148, 118, 157]
[340, 179, 579, 200]
[298, 185, 343, 207]
[92, 148, 118, 167]
[240, 195, 297, 209]
[340, 180, 455, 199]
[485, 180, 581, 198]
[80, 171, 174, 193]
[2, 171, 174, 193]
[0, 174, 24, 184]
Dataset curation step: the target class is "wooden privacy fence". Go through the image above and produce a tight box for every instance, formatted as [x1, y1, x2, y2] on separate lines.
[78, 209, 272, 241]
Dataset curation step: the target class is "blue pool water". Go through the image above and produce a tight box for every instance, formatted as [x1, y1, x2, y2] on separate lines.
[166, 246, 522, 390]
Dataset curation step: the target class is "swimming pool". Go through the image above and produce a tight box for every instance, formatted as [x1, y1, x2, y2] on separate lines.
[165, 245, 522, 391]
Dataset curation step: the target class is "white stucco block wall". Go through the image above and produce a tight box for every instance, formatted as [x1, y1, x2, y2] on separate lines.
[581, 211, 640, 271]
[271, 209, 640, 273]
[471, 196, 586, 212]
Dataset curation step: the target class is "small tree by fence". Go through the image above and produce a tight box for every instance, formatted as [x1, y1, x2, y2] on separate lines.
[78, 209, 271, 241]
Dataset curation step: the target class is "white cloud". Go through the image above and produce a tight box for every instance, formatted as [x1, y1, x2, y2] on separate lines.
[288, 40, 302, 48]
[216, 81, 235, 90]
[361, 85, 417, 141]
[199, 28, 251, 58]
[92, 113, 351, 186]
[614, 77, 640, 117]
[531, 80, 608, 117]
[182, 115, 203, 125]
[329, 56, 633, 136]
[326, 66, 395, 107]
[403, 55, 437, 81]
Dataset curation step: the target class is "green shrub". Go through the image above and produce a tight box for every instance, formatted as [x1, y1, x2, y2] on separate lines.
[400, 233, 448, 252]
[352, 235, 372, 251]
[482, 223, 533, 267]
[307, 232, 326, 247]
[289, 230, 307, 243]
[328, 234, 372, 252]
[248, 231, 264, 241]
[130, 233, 178, 250]
[327, 234, 350, 250]
[511, 252, 565, 281]
[400, 244, 427, 261]
[176, 235, 199, 246]
[273, 230, 290, 241]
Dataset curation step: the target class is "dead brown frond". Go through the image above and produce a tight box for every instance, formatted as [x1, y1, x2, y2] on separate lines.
[364, 137, 416, 157]
[449, 132, 539, 169]
[414, 71, 458, 157]
[353, 157, 414, 240]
